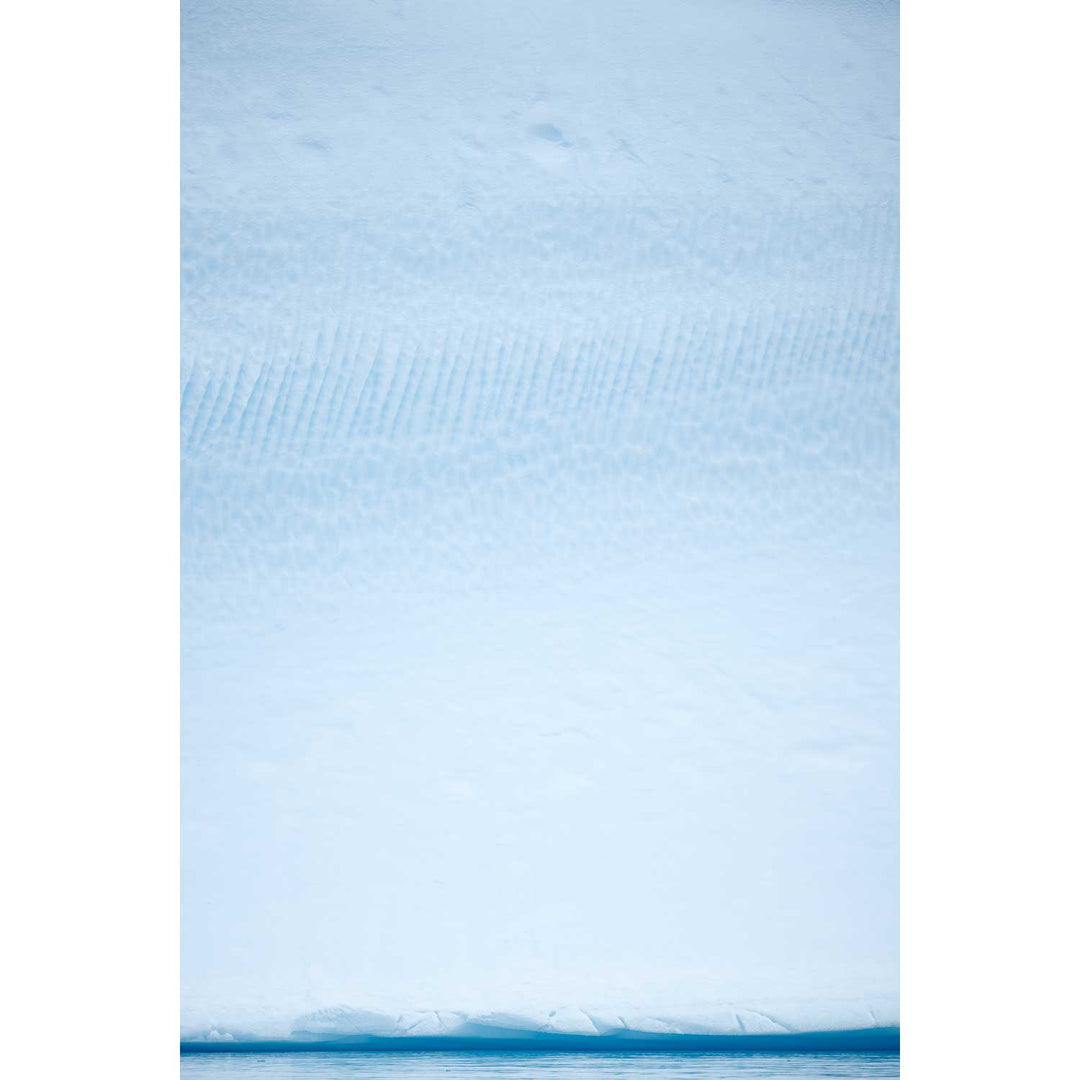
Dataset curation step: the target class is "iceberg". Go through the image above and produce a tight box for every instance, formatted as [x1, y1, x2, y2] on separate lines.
[181, 0, 898, 1046]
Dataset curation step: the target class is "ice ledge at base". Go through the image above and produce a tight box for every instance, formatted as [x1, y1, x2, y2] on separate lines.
[181, 1029, 899, 1054]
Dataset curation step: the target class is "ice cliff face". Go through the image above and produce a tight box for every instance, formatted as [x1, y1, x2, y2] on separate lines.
[181, 0, 898, 1041]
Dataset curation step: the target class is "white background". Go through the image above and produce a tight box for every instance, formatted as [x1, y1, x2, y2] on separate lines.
[3, 1, 1077, 1076]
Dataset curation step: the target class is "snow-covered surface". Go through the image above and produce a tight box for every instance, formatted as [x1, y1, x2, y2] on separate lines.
[181, 0, 898, 1042]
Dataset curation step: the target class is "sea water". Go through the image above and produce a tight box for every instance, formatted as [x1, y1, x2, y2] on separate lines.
[180, 1051, 900, 1079]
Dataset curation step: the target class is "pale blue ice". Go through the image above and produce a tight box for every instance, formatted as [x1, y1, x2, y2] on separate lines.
[181, 0, 898, 1043]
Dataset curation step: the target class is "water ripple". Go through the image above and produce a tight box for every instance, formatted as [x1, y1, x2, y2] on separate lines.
[181, 1051, 900, 1079]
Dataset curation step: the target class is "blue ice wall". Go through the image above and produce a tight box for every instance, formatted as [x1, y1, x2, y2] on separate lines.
[181, 0, 898, 1042]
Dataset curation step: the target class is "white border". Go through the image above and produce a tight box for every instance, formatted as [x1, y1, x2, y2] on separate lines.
[4, 2, 178, 1075]
[903, 0, 1078, 1076]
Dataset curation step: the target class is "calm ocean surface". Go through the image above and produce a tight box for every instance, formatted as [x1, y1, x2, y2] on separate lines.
[180, 1052, 899, 1079]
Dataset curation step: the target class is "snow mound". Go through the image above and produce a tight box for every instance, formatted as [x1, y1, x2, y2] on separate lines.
[180, 996, 899, 1045]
